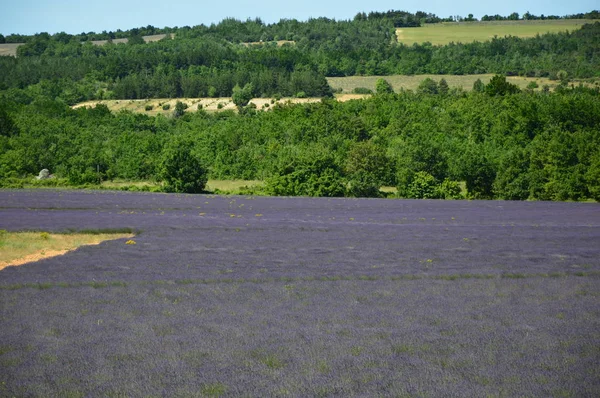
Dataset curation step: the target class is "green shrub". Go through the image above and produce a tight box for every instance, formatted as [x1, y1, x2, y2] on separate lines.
[406, 171, 439, 199]
[145, 105, 153, 111]
[159, 138, 208, 194]
[352, 87, 373, 95]
[436, 179, 463, 199]
[162, 104, 171, 111]
[265, 152, 345, 197]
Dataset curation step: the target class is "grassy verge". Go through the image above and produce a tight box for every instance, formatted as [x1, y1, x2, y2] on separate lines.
[0, 230, 134, 270]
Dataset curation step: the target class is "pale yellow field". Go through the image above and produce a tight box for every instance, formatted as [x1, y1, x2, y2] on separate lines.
[205, 180, 264, 192]
[73, 96, 328, 115]
[0, 34, 175, 57]
[328, 74, 576, 93]
[100, 179, 264, 193]
[396, 19, 589, 45]
[241, 40, 295, 47]
[0, 43, 20, 57]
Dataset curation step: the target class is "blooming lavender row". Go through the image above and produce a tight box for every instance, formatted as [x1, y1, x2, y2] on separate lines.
[1, 278, 598, 396]
[0, 189, 598, 285]
[0, 190, 599, 396]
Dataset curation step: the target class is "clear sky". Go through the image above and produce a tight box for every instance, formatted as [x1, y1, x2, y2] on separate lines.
[1, 0, 597, 35]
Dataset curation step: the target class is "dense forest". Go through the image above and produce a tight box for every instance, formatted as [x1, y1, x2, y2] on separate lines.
[1, 10, 599, 201]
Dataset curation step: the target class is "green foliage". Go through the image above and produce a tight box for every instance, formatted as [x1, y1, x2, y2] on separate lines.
[1, 82, 599, 201]
[0, 105, 18, 137]
[494, 148, 531, 200]
[438, 78, 449, 95]
[159, 138, 208, 193]
[345, 141, 394, 197]
[375, 79, 394, 95]
[352, 87, 373, 95]
[162, 104, 170, 110]
[472, 79, 485, 93]
[173, 101, 187, 117]
[265, 150, 345, 197]
[586, 150, 600, 201]
[437, 179, 463, 199]
[485, 75, 521, 96]
[417, 78, 438, 95]
[232, 83, 254, 107]
[459, 148, 496, 199]
[2, 20, 599, 103]
[406, 171, 440, 199]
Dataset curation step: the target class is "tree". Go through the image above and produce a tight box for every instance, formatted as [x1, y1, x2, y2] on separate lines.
[417, 78, 438, 94]
[585, 150, 600, 201]
[232, 83, 254, 107]
[345, 141, 394, 197]
[375, 78, 394, 95]
[406, 171, 439, 199]
[472, 79, 485, 93]
[159, 138, 208, 193]
[438, 78, 449, 95]
[265, 150, 345, 197]
[0, 106, 17, 137]
[485, 75, 520, 96]
[173, 101, 188, 118]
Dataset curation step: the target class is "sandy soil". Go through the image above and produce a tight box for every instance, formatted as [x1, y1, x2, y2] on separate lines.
[0, 249, 72, 270]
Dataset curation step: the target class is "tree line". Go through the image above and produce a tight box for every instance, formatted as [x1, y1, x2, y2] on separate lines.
[1, 9, 597, 44]
[1, 78, 599, 201]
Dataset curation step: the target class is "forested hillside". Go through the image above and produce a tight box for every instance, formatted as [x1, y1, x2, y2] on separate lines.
[0, 18, 598, 104]
[1, 11, 599, 201]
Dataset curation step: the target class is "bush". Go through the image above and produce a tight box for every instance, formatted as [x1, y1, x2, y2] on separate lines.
[162, 104, 171, 111]
[406, 171, 439, 199]
[346, 172, 382, 198]
[352, 87, 373, 95]
[485, 75, 520, 96]
[296, 91, 307, 98]
[375, 79, 394, 95]
[145, 105, 153, 111]
[436, 179, 463, 199]
[173, 101, 188, 118]
[265, 152, 345, 197]
[159, 138, 208, 194]
[232, 83, 254, 107]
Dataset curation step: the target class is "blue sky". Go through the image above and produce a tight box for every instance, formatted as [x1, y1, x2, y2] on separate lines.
[1, 0, 597, 35]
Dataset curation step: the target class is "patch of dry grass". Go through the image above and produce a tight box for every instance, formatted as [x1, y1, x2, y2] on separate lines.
[328, 74, 576, 93]
[396, 19, 589, 46]
[0, 43, 21, 57]
[73, 97, 325, 115]
[0, 231, 134, 270]
[100, 179, 264, 193]
[206, 180, 264, 192]
[241, 40, 295, 47]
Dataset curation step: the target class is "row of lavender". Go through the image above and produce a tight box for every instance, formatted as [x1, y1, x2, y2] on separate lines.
[1, 190, 598, 285]
[1, 190, 599, 396]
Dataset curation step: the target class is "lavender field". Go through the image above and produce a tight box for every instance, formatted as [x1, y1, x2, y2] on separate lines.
[1, 190, 599, 397]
